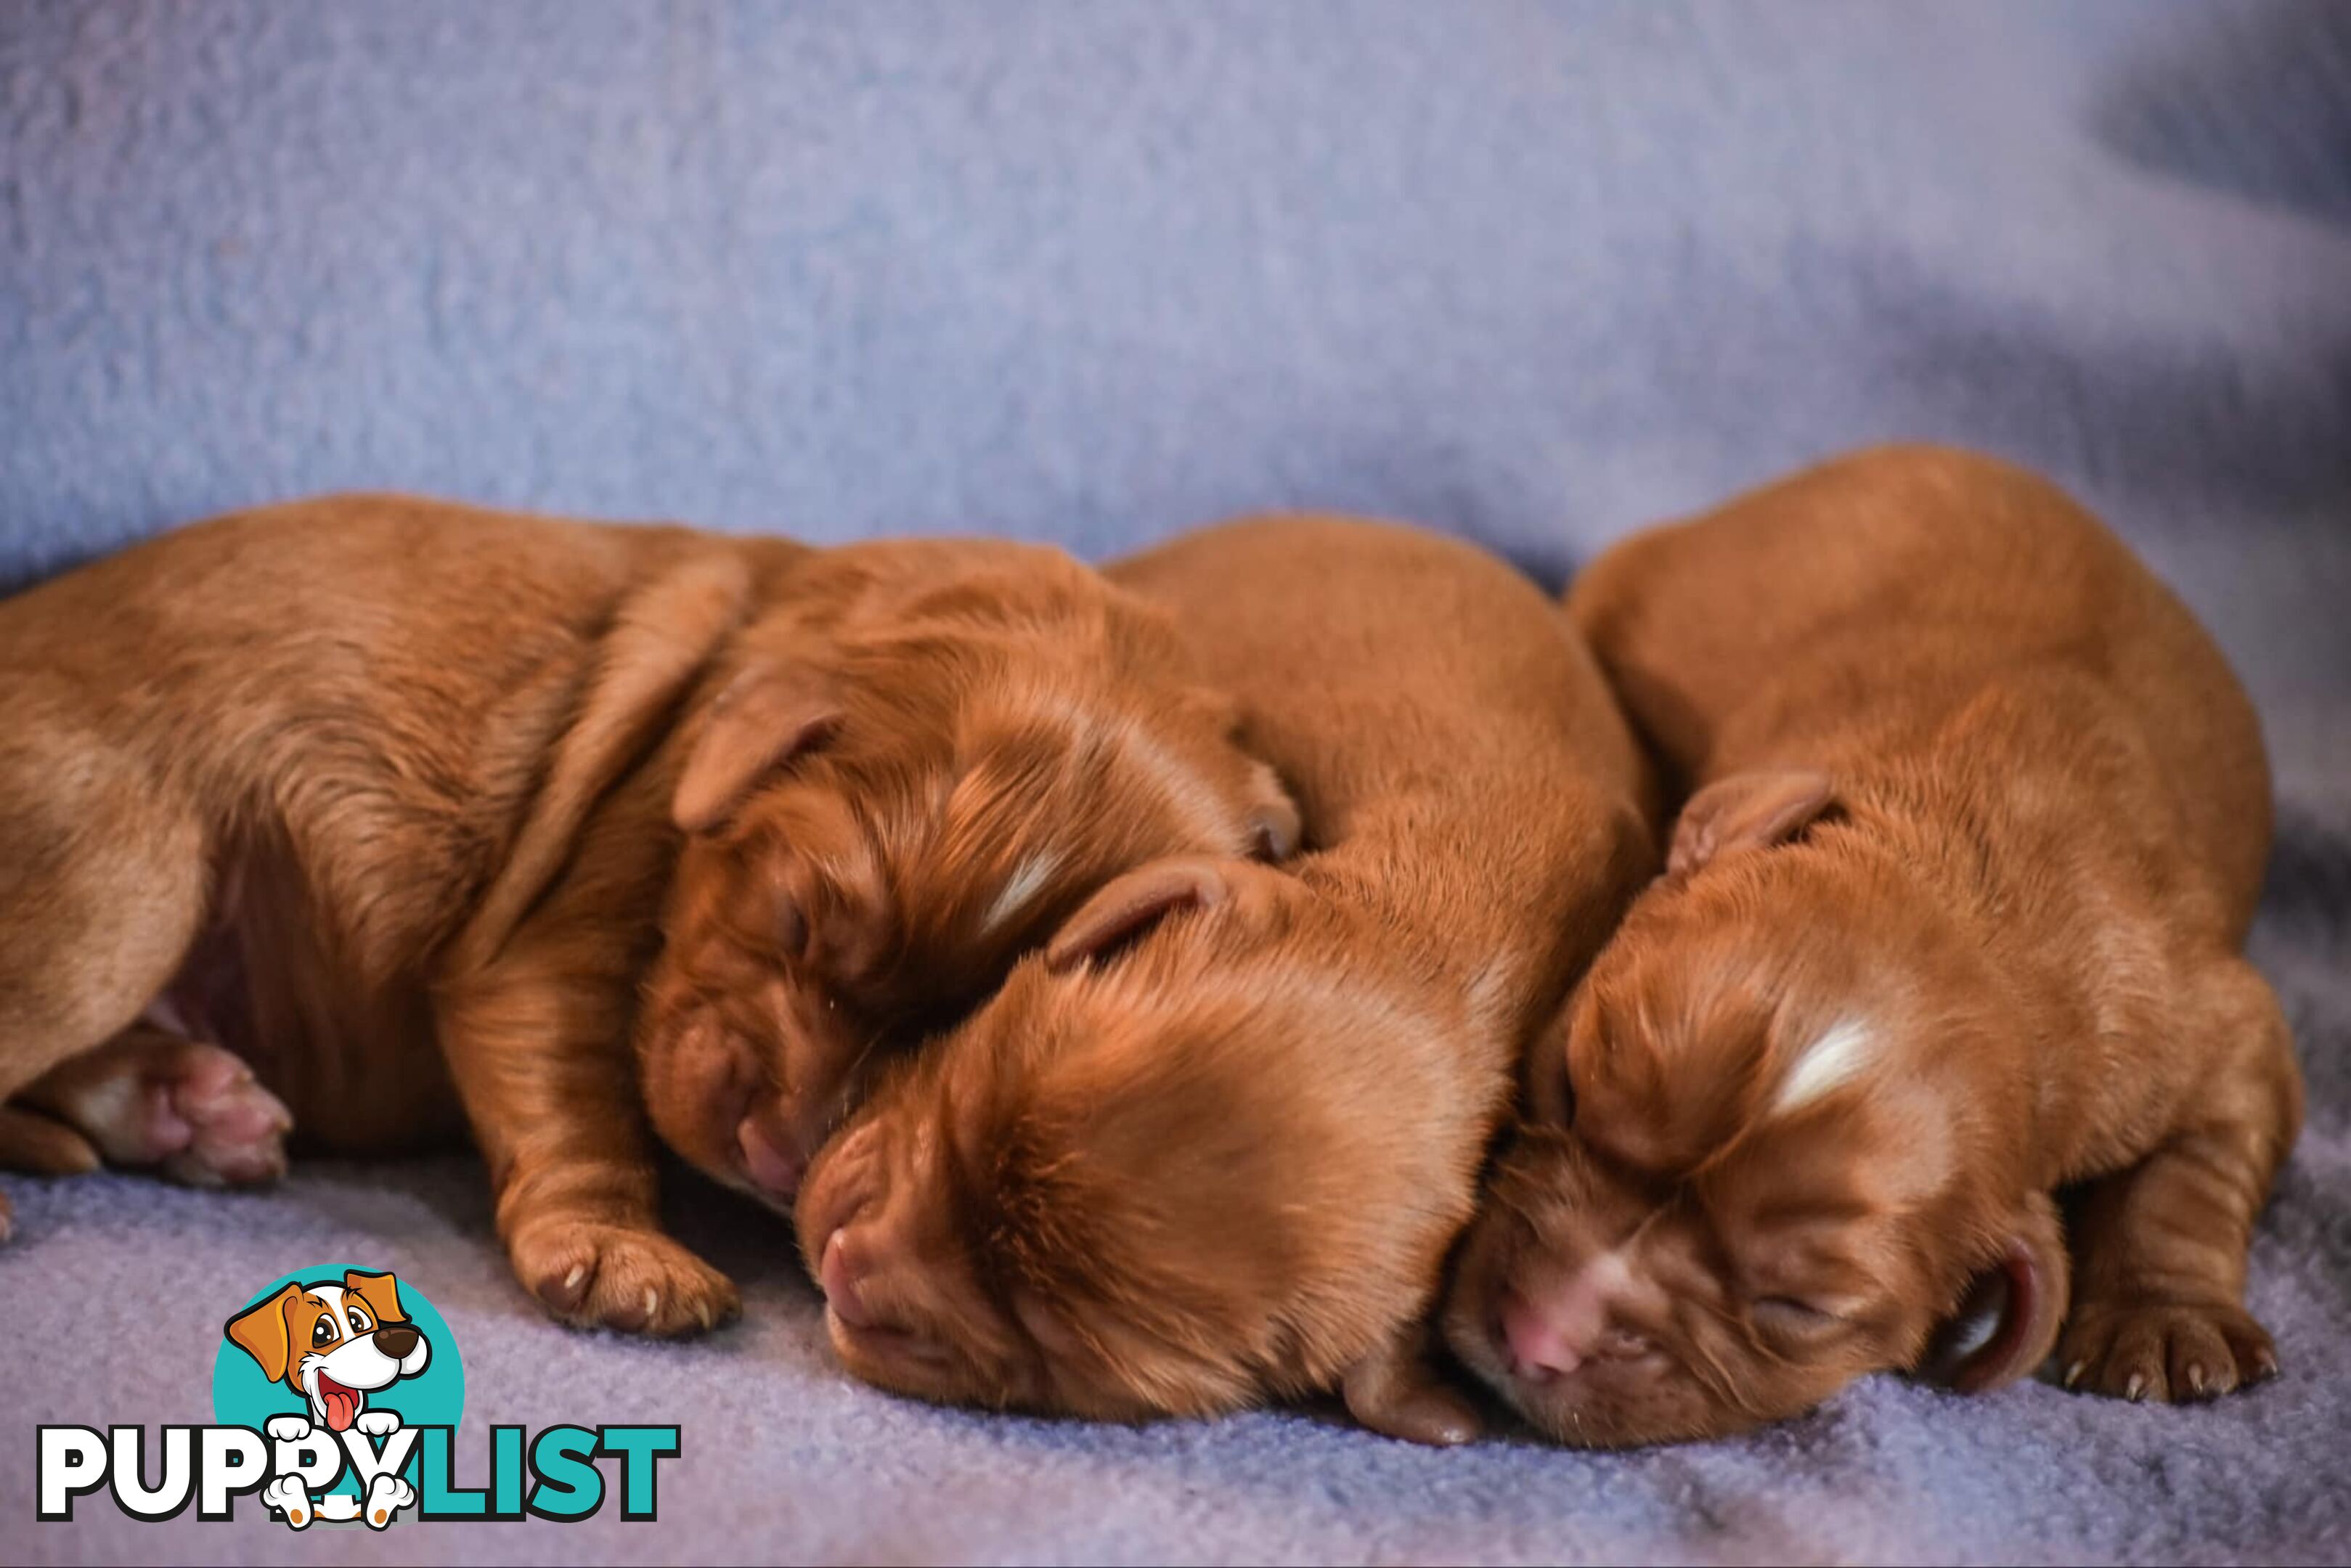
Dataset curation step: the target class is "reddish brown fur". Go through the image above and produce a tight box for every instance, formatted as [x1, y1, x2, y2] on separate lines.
[632, 541, 1297, 1203]
[1443, 445, 2305, 1445]
[0, 496, 1294, 1332]
[794, 515, 1657, 1442]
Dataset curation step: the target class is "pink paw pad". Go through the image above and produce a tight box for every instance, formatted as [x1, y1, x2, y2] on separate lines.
[152, 1045, 292, 1185]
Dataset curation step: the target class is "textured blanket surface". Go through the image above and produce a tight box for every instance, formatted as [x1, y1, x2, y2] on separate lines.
[3, 3, 2347, 1563]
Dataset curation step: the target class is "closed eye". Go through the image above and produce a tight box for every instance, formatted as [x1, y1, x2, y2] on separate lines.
[1751, 1297, 1847, 1342]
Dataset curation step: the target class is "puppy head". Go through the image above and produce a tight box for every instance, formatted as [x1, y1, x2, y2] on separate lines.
[224, 1270, 431, 1432]
[1444, 769, 2064, 1447]
[793, 857, 1477, 1421]
[638, 543, 1298, 1209]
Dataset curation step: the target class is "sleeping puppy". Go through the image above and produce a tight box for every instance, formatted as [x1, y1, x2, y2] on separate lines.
[0, 497, 1294, 1336]
[1443, 445, 2304, 1445]
[629, 542, 1296, 1203]
[792, 515, 1657, 1442]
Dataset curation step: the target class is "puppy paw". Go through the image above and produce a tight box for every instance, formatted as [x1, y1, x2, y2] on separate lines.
[362, 1473, 415, 1528]
[0, 1104, 101, 1176]
[2058, 1298, 2280, 1402]
[510, 1220, 740, 1338]
[1347, 1379, 1486, 1447]
[30, 1034, 291, 1185]
[261, 1474, 314, 1529]
[264, 1414, 314, 1443]
[1342, 1343, 1486, 1447]
[354, 1410, 402, 1438]
[150, 1042, 293, 1187]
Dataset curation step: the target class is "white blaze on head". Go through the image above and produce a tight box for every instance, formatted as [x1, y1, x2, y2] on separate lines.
[982, 848, 1066, 936]
[1773, 1017, 1877, 1114]
[1027, 686, 1234, 848]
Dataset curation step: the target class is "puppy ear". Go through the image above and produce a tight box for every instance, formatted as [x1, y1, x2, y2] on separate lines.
[672, 662, 844, 835]
[1923, 1192, 2070, 1394]
[343, 1268, 409, 1326]
[1244, 765, 1302, 862]
[1044, 859, 1234, 971]
[1668, 768, 1835, 875]
[224, 1283, 303, 1385]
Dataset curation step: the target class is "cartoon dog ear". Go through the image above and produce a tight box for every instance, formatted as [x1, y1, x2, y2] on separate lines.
[1244, 765, 1303, 862]
[224, 1283, 304, 1385]
[1667, 768, 1836, 875]
[344, 1268, 410, 1326]
[1044, 858, 1236, 971]
[672, 661, 845, 835]
[1922, 1192, 2071, 1395]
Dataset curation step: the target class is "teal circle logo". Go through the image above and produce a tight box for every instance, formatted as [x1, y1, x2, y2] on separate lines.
[213, 1265, 464, 1504]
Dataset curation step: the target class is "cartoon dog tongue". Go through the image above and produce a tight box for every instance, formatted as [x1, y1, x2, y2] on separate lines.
[314, 1373, 361, 1432]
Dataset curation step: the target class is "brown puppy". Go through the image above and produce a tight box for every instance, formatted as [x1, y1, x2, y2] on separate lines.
[1444, 445, 2305, 1446]
[793, 515, 1656, 1442]
[629, 542, 1296, 1203]
[0, 497, 1295, 1334]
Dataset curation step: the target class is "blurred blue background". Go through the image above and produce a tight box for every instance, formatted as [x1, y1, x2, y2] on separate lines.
[7, 0, 2344, 784]
[1, 9, 2340, 556]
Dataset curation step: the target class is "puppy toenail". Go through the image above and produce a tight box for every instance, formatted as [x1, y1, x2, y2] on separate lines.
[2124, 1373, 2147, 1402]
[2063, 1360, 2085, 1389]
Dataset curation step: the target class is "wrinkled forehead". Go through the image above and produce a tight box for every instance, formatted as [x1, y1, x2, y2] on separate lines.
[1571, 941, 1955, 1215]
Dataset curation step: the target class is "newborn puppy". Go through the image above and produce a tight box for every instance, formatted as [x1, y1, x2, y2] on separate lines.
[634, 542, 1298, 1202]
[0, 497, 1293, 1336]
[1444, 445, 2305, 1445]
[794, 515, 1657, 1442]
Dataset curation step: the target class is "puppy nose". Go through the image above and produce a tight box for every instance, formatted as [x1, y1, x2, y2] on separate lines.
[820, 1229, 879, 1331]
[1501, 1293, 1589, 1381]
[372, 1324, 420, 1359]
[738, 1101, 810, 1198]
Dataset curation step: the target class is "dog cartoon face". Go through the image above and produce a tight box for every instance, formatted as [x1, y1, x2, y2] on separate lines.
[226, 1270, 431, 1432]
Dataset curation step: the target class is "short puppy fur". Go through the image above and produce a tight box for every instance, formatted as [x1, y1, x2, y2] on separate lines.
[0, 497, 1295, 1333]
[1445, 445, 2304, 1445]
[794, 515, 1656, 1442]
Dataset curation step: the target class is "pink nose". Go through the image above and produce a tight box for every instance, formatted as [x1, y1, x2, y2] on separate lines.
[1501, 1291, 1589, 1381]
[737, 1106, 808, 1198]
[820, 1229, 876, 1330]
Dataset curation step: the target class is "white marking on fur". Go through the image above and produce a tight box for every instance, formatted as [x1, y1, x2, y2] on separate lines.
[1111, 711, 1230, 845]
[982, 848, 1065, 935]
[1774, 1018, 1877, 1114]
[1574, 1248, 1636, 1302]
[1029, 687, 1233, 846]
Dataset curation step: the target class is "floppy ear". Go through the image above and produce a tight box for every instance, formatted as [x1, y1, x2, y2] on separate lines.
[224, 1283, 303, 1385]
[1668, 768, 1836, 875]
[672, 662, 845, 834]
[1923, 1192, 2070, 1394]
[1044, 859, 1234, 971]
[1244, 765, 1303, 862]
[344, 1269, 410, 1326]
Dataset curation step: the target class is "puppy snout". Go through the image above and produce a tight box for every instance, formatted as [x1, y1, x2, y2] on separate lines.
[1501, 1291, 1587, 1381]
[372, 1324, 421, 1359]
[738, 1098, 820, 1199]
[820, 1228, 881, 1331]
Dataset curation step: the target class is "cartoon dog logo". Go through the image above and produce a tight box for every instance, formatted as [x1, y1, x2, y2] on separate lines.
[224, 1268, 429, 1529]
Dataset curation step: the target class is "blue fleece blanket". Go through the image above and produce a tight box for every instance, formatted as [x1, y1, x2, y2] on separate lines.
[4, 4, 2348, 1562]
